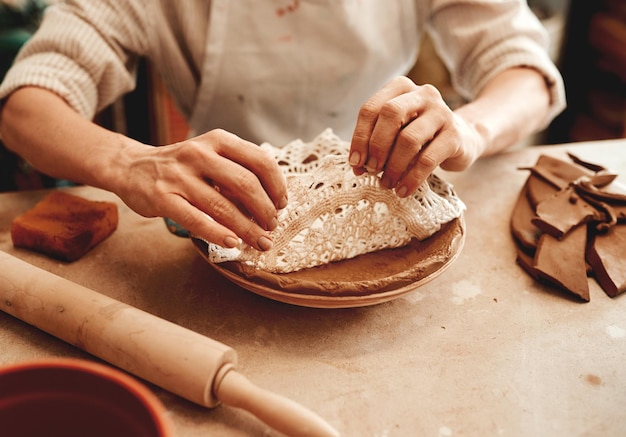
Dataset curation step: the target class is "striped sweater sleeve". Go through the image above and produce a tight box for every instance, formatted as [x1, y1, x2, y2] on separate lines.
[426, 0, 566, 128]
[0, 0, 149, 120]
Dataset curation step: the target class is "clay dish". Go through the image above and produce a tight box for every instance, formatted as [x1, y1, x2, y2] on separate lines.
[192, 216, 465, 308]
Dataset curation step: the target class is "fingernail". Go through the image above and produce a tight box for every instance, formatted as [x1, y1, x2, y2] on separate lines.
[277, 195, 288, 210]
[396, 185, 408, 198]
[349, 151, 361, 166]
[365, 158, 378, 173]
[257, 235, 273, 251]
[268, 216, 278, 231]
[223, 236, 240, 248]
[381, 175, 393, 189]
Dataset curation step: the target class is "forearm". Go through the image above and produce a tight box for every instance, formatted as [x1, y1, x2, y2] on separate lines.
[0, 86, 287, 251]
[0, 86, 143, 193]
[454, 67, 552, 157]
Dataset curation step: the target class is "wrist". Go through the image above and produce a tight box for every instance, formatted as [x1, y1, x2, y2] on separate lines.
[452, 110, 490, 161]
[96, 131, 149, 196]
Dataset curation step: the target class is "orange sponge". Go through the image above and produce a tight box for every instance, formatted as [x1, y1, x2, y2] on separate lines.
[11, 191, 118, 262]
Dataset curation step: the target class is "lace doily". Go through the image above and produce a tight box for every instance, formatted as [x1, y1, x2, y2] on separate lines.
[206, 129, 465, 273]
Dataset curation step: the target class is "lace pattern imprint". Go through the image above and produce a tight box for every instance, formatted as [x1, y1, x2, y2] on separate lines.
[205, 129, 465, 273]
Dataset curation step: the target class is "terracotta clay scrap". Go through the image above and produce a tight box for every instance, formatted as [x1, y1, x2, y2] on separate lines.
[11, 191, 118, 262]
[511, 153, 626, 301]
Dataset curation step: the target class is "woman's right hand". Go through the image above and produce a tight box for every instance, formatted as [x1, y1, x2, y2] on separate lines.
[1, 88, 288, 252]
[114, 129, 289, 251]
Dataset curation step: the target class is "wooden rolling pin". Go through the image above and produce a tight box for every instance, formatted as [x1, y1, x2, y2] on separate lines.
[0, 251, 339, 437]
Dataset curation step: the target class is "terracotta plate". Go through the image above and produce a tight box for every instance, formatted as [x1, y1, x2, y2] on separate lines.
[192, 216, 465, 308]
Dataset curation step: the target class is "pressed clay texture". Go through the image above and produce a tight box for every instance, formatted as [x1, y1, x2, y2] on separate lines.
[205, 129, 466, 273]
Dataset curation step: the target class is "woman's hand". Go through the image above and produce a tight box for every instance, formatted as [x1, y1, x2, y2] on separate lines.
[349, 76, 484, 197]
[114, 129, 288, 251]
[0, 87, 288, 252]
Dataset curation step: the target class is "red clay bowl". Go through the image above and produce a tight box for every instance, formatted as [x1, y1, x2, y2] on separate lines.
[0, 358, 173, 437]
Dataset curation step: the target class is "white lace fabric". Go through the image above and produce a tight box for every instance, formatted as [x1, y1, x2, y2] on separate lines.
[206, 129, 466, 273]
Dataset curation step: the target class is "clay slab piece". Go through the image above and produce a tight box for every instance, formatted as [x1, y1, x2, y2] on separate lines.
[532, 186, 600, 239]
[524, 154, 593, 207]
[510, 182, 542, 250]
[533, 224, 590, 302]
[586, 224, 626, 297]
[516, 248, 540, 280]
[526, 174, 560, 208]
[193, 217, 465, 308]
[615, 204, 626, 223]
[527, 154, 594, 190]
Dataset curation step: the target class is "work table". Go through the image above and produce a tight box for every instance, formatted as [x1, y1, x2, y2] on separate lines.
[1, 139, 625, 436]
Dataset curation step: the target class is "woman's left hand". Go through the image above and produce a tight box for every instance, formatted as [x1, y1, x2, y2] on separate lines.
[349, 76, 483, 197]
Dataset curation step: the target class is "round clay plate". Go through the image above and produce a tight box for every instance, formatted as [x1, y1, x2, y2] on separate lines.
[192, 216, 465, 308]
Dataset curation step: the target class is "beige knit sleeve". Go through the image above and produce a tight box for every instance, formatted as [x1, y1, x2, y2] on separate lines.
[0, 0, 149, 120]
[426, 0, 566, 128]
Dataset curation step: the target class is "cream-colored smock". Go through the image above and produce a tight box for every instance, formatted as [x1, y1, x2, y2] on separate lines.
[0, 0, 565, 146]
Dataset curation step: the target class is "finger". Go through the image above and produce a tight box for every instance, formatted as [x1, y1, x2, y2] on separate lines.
[214, 184, 249, 216]
[210, 130, 288, 210]
[379, 107, 444, 190]
[183, 130, 285, 232]
[171, 185, 274, 251]
[349, 77, 417, 173]
[203, 157, 279, 232]
[393, 130, 458, 197]
[366, 93, 426, 174]
[370, 84, 447, 177]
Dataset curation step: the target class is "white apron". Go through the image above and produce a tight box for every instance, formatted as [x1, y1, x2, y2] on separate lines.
[189, 0, 420, 146]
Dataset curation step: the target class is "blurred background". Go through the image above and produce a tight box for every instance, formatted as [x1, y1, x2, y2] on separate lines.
[0, 0, 624, 192]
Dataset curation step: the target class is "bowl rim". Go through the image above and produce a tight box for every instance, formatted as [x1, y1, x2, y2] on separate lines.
[0, 357, 173, 436]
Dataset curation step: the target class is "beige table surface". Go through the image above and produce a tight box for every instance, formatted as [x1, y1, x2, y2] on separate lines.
[1, 139, 625, 437]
